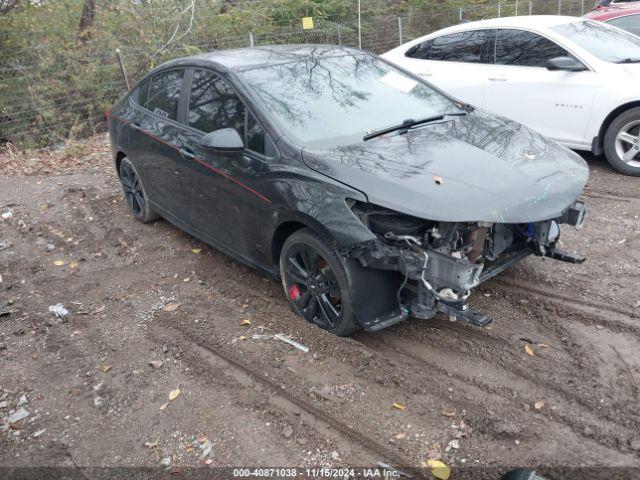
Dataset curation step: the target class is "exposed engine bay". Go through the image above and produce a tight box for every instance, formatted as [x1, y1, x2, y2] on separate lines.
[345, 200, 586, 331]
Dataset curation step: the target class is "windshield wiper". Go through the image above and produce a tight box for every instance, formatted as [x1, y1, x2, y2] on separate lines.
[363, 112, 467, 142]
[616, 58, 640, 64]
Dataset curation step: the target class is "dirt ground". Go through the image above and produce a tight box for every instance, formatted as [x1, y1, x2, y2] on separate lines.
[1, 135, 640, 479]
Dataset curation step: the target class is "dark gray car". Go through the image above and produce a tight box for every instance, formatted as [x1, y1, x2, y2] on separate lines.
[107, 45, 588, 336]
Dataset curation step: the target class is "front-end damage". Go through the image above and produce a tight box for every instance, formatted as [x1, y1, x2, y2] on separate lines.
[343, 200, 586, 331]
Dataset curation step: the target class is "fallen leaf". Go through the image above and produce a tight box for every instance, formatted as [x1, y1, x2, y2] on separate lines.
[186, 446, 194, 454]
[101, 365, 112, 373]
[395, 432, 407, 440]
[240, 319, 251, 326]
[392, 403, 406, 411]
[538, 343, 550, 348]
[441, 409, 456, 417]
[238, 335, 248, 341]
[191, 248, 202, 254]
[53, 260, 65, 266]
[144, 440, 158, 448]
[163, 303, 181, 313]
[168, 387, 181, 401]
[69, 261, 78, 269]
[524, 344, 535, 356]
[159, 402, 169, 411]
[534, 400, 545, 410]
[424, 459, 451, 480]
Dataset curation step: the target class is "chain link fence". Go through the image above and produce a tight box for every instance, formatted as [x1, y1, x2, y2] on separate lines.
[0, 0, 591, 149]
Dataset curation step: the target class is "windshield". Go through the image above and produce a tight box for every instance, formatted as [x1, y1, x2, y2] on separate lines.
[552, 20, 640, 63]
[240, 50, 458, 147]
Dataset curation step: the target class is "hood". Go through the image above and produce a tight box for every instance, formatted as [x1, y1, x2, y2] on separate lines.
[302, 111, 588, 223]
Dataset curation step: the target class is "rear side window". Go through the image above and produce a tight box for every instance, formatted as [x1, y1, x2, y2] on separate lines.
[406, 30, 493, 64]
[495, 29, 569, 67]
[188, 69, 275, 157]
[607, 14, 640, 37]
[145, 70, 184, 120]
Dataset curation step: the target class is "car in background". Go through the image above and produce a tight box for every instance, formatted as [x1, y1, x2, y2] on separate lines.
[585, 2, 640, 36]
[107, 45, 587, 337]
[383, 16, 640, 176]
[594, 0, 639, 9]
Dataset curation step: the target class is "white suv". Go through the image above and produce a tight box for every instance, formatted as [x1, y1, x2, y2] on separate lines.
[382, 16, 640, 176]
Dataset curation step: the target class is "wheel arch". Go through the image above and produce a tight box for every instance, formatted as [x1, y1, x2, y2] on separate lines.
[115, 151, 127, 176]
[271, 214, 336, 271]
[594, 101, 640, 155]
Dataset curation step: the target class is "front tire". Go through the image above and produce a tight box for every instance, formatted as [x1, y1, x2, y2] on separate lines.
[119, 157, 159, 223]
[279, 229, 360, 337]
[603, 107, 640, 177]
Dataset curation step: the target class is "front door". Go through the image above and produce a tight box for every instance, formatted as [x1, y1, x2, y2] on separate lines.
[483, 29, 597, 146]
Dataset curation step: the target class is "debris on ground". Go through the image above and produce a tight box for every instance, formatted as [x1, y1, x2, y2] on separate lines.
[168, 387, 180, 401]
[162, 303, 181, 313]
[149, 360, 163, 369]
[534, 400, 545, 411]
[524, 344, 535, 356]
[392, 402, 406, 411]
[1, 208, 14, 220]
[423, 459, 451, 480]
[273, 334, 309, 353]
[93, 396, 105, 408]
[48, 304, 69, 318]
[0, 240, 11, 251]
[4, 407, 30, 428]
[32, 428, 46, 438]
[445, 439, 459, 452]
[17, 394, 28, 406]
[160, 456, 171, 466]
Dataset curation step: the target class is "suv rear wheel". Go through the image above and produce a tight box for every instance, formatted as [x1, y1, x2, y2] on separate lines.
[604, 107, 640, 177]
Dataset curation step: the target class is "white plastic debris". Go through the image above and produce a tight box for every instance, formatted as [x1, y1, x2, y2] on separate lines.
[48, 304, 69, 318]
[32, 429, 46, 438]
[6, 408, 30, 425]
[160, 457, 172, 467]
[1, 209, 13, 220]
[445, 439, 460, 452]
[274, 334, 309, 353]
[17, 394, 28, 406]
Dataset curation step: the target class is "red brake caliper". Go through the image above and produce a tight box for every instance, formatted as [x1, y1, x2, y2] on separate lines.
[288, 284, 302, 301]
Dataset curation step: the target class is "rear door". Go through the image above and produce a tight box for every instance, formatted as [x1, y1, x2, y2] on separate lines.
[398, 29, 494, 107]
[483, 29, 597, 146]
[126, 68, 190, 216]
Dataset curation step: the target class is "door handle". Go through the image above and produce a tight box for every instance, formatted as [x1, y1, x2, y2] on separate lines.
[179, 148, 196, 160]
[488, 77, 507, 82]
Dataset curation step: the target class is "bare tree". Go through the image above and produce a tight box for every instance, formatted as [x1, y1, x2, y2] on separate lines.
[0, 0, 21, 15]
[78, 0, 96, 43]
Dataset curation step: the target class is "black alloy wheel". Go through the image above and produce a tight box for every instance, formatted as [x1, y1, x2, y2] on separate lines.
[280, 229, 359, 337]
[119, 157, 159, 223]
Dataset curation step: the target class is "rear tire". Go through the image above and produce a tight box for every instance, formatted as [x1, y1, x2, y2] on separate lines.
[603, 107, 640, 177]
[119, 157, 159, 223]
[279, 229, 360, 337]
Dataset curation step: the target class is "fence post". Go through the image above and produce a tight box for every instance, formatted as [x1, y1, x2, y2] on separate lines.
[581, 0, 585, 14]
[248, 32, 254, 47]
[357, 0, 362, 49]
[558, 0, 562, 14]
[529, 0, 532, 15]
[397, 16, 403, 46]
[498, 2, 501, 17]
[459, 7, 463, 22]
[337, 23, 342, 45]
[115, 48, 130, 91]
[515, 0, 519, 15]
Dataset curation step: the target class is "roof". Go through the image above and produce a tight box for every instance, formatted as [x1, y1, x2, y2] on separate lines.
[180, 45, 363, 71]
[584, 3, 640, 20]
[431, 15, 582, 34]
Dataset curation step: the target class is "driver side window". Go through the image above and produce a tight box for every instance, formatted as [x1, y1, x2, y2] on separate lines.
[188, 69, 274, 157]
[495, 29, 571, 67]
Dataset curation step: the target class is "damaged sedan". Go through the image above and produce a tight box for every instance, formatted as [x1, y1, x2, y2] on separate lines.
[107, 45, 588, 337]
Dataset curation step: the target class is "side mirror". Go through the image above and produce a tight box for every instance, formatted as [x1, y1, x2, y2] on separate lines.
[545, 56, 587, 72]
[200, 128, 244, 157]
